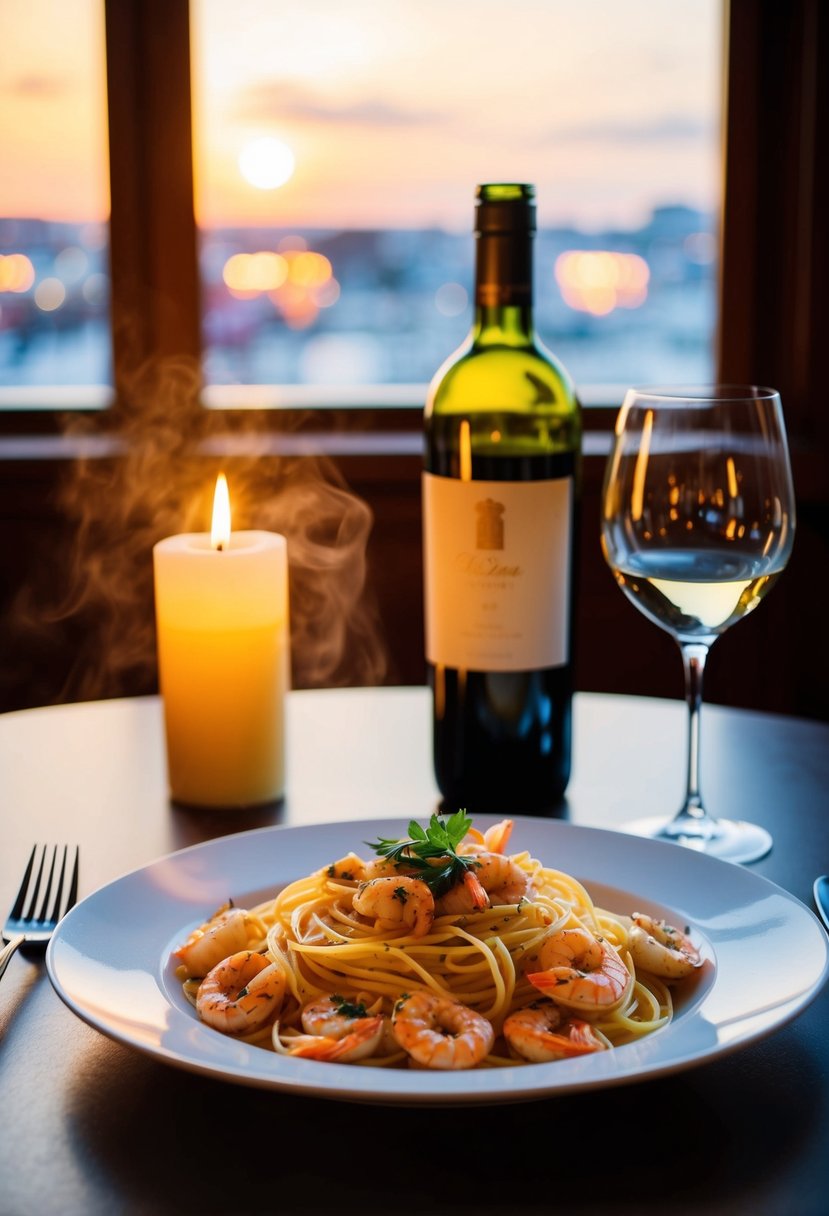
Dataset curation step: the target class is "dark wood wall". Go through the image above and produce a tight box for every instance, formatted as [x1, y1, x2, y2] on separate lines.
[2, 440, 825, 722]
[2, 1, 827, 723]
[361, 447, 828, 721]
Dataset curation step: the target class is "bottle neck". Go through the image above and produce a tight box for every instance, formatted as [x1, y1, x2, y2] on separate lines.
[472, 229, 534, 346]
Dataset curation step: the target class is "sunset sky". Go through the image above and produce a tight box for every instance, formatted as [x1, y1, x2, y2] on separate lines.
[0, 0, 109, 223]
[1, 0, 722, 232]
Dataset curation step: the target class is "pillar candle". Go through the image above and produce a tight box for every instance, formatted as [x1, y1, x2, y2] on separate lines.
[153, 487, 289, 808]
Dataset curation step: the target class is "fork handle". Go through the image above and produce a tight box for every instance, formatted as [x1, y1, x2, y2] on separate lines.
[0, 933, 26, 983]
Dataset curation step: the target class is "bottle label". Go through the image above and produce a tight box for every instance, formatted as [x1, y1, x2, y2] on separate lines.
[422, 472, 572, 671]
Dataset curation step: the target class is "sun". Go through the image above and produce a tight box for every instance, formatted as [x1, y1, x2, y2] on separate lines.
[238, 137, 296, 190]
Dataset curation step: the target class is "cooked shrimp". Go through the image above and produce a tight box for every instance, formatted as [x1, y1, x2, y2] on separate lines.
[503, 1002, 606, 1063]
[435, 868, 490, 915]
[283, 1014, 385, 1063]
[301, 993, 376, 1038]
[173, 904, 253, 978]
[528, 926, 633, 1012]
[483, 818, 514, 853]
[436, 850, 529, 914]
[391, 992, 494, 1070]
[328, 853, 424, 883]
[476, 851, 529, 903]
[196, 951, 286, 1034]
[352, 875, 435, 937]
[362, 855, 417, 880]
[460, 818, 514, 855]
[627, 912, 702, 980]
[325, 854, 368, 882]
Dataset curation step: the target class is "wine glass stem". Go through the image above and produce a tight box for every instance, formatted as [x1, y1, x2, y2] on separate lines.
[679, 642, 710, 822]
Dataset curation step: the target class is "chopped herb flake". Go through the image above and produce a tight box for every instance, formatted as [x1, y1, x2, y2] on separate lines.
[331, 996, 369, 1019]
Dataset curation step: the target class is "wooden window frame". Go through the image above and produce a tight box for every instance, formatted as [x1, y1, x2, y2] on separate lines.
[0, 0, 824, 458]
[718, 0, 827, 498]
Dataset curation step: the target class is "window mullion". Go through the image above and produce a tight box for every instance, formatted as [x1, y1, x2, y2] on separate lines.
[105, 0, 201, 412]
[719, 0, 826, 447]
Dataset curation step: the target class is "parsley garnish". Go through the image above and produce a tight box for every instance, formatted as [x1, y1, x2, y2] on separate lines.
[365, 811, 478, 896]
[330, 995, 369, 1019]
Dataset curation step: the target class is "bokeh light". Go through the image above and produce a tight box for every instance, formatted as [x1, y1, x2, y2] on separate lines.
[221, 244, 339, 328]
[54, 245, 89, 282]
[0, 253, 36, 293]
[434, 282, 468, 317]
[555, 250, 650, 316]
[34, 277, 66, 311]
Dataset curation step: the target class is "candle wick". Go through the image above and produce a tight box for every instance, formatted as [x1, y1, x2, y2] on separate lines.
[216, 542, 225, 552]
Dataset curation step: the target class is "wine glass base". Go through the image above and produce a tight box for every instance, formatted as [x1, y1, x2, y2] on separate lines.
[620, 816, 772, 864]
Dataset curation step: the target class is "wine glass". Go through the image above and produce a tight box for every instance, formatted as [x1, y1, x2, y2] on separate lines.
[601, 385, 796, 863]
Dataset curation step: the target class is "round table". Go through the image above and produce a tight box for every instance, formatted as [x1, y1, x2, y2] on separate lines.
[1, 689, 828, 1216]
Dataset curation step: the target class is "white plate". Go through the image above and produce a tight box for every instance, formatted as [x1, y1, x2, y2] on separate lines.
[46, 817, 829, 1105]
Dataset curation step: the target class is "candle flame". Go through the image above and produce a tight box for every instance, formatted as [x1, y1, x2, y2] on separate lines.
[211, 473, 231, 550]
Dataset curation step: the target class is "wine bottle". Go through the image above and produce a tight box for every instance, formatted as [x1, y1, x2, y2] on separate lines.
[423, 183, 581, 813]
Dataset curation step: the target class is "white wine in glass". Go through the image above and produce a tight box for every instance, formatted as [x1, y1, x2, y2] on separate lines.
[601, 385, 796, 863]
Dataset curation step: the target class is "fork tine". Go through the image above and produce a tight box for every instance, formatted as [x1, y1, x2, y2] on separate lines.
[1, 845, 80, 983]
[9, 845, 37, 919]
[44, 846, 69, 923]
[65, 846, 80, 915]
[23, 845, 50, 921]
[37, 845, 60, 922]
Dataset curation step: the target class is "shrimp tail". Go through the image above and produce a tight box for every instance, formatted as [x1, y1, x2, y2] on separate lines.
[462, 868, 490, 910]
[527, 963, 631, 1013]
[286, 1015, 385, 1062]
[565, 1019, 606, 1054]
[460, 818, 514, 856]
[527, 968, 572, 995]
[483, 819, 514, 854]
[534, 1031, 602, 1058]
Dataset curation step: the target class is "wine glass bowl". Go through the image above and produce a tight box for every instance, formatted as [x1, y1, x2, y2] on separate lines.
[601, 385, 796, 862]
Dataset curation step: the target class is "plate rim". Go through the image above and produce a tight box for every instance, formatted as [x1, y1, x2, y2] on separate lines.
[46, 816, 829, 1105]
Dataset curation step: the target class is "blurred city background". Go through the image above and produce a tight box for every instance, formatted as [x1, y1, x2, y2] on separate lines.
[0, 0, 721, 401]
[0, 204, 716, 394]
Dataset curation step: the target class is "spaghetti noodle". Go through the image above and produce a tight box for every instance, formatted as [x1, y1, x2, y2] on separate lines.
[172, 816, 702, 1069]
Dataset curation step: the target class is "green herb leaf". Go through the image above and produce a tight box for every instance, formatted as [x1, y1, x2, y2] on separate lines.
[364, 812, 477, 895]
[330, 996, 369, 1019]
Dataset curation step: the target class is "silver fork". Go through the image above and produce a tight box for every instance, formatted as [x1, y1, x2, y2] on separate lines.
[0, 845, 80, 982]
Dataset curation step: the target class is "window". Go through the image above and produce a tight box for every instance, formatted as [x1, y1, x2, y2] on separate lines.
[190, 0, 722, 401]
[0, 1, 723, 410]
[0, 0, 111, 407]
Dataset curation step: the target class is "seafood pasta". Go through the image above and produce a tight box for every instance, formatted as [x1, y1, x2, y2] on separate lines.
[171, 814, 703, 1070]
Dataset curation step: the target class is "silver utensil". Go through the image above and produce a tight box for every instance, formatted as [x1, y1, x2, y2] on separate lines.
[813, 875, 829, 933]
[0, 844, 80, 982]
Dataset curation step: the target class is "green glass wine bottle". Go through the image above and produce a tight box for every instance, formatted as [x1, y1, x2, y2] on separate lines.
[423, 183, 581, 813]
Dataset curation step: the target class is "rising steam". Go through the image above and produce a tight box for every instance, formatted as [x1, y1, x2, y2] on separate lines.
[4, 356, 388, 708]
